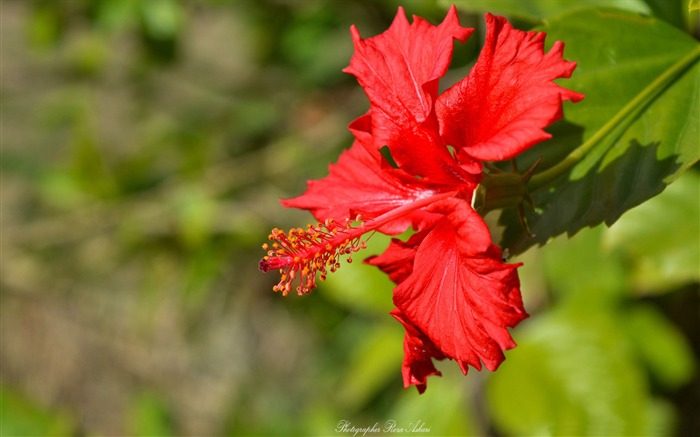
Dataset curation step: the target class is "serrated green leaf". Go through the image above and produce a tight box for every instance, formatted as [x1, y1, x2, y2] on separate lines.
[487, 310, 673, 436]
[603, 170, 700, 291]
[499, 9, 700, 254]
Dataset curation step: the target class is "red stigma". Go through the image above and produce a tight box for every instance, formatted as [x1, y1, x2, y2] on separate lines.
[259, 217, 367, 296]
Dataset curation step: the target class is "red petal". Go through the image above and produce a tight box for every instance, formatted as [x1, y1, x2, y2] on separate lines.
[343, 6, 477, 184]
[393, 198, 528, 374]
[344, 5, 471, 127]
[437, 13, 585, 162]
[282, 119, 441, 235]
[391, 308, 445, 394]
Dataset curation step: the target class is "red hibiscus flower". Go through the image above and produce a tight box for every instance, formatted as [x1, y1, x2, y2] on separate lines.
[259, 5, 583, 393]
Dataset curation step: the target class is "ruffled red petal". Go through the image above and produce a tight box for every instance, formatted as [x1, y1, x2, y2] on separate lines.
[271, 7, 584, 394]
[282, 116, 446, 235]
[391, 308, 446, 394]
[343, 5, 477, 184]
[365, 231, 427, 284]
[437, 13, 585, 162]
[393, 198, 528, 375]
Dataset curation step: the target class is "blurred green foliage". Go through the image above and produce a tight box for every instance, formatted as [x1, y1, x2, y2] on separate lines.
[1, 0, 698, 436]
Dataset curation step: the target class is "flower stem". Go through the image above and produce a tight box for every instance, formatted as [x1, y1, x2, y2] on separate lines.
[528, 43, 700, 192]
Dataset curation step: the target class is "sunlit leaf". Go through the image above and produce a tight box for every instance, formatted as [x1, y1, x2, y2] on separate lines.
[172, 185, 217, 249]
[499, 8, 700, 254]
[643, 0, 687, 29]
[389, 365, 477, 436]
[444, 0, 651, 21]
[445, 0, 689, 31]
[603, 170, 700, 292]
[139, 0, 183, 39]
[621, 306, 696, 389]
[0, 385, 74, 437]
[128, 392, 174, 437]
[487, 310, 674, 436]
[322, 232, 396, 315]
[539, 225, 627, 305]
[337, 322, 404, 409]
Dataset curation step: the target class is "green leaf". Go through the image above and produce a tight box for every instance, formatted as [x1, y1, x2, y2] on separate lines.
[389, 365, 476, 436]
[603, 170, 700, 292]
[128, 392, 174, 437]
[499, 9, 700, 254]
[444, 0, 689, 32]
[539, 226, 627, 306]
[0, 385, 74, 437]
[643, 0, 687, 29]
[337, 322, 404, 409]
[170, 184, 217, 249]
[139, 0, 183, 39]
[443, 0, 651, 21]
[621, 306, 696, 389]
[487, 310, 673, 436]
[322, 233, 396, 315]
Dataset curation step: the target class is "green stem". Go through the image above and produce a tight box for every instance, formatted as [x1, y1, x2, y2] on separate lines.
[528, 43, 700, 192]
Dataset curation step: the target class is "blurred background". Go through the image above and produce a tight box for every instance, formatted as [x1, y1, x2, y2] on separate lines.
[1, 0, 698, 435]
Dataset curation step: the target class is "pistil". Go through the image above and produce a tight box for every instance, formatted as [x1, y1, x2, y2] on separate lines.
[259, 190, 458, 295]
